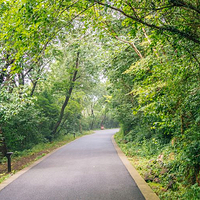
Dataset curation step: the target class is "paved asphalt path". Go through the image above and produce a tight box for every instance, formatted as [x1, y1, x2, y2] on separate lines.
[0, 129, 145, 200]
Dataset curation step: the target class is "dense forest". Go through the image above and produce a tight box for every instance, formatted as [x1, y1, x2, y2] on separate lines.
[0, 0, 200, 199]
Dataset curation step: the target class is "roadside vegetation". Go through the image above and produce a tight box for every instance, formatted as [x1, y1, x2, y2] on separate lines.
[0, 131, 93, 183]
[115, 130, 200, 200]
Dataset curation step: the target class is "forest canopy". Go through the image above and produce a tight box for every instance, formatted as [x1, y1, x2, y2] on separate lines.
[0, 0, 200, 199]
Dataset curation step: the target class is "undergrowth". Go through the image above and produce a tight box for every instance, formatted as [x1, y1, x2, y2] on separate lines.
[114, 130, 200, 200]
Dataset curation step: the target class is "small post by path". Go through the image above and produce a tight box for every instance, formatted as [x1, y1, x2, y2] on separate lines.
[73, 132, 76, 138]
[6, 152, 13, 173]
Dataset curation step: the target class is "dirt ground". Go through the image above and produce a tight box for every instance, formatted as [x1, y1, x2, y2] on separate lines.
[0, 149, 52, 180]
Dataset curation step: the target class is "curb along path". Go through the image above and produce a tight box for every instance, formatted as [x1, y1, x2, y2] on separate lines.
[0, 129, 159, 200]
[112, 135, 160, 200]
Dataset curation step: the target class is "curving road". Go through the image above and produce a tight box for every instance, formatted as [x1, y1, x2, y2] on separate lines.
[0, 129, 145, 200]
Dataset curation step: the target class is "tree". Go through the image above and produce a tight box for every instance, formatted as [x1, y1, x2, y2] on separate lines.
[52, 51, 80, 136]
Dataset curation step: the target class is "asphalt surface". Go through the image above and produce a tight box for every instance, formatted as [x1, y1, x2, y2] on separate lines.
[0, 129, 145, 200]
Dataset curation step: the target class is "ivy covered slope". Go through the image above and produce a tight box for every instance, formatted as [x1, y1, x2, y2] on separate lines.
[0, 0, 200, 199]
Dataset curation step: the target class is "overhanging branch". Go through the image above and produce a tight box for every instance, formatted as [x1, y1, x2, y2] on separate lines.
[94, 1, 200, 44]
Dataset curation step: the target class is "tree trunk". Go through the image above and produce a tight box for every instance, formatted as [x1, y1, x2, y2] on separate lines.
[101, 113, 106, 127]
[30, 79, 38, 97]
[51, 52, 80, 136]
[90, 104, 95, 130]
[30, 64, 47, 96]
[79, 119, 82, 134]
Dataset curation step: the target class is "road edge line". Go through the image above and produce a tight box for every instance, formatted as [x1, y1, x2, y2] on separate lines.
[112, 135, 160, 200]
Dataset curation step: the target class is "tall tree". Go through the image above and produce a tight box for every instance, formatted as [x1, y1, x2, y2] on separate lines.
[52, 51, 80, 136]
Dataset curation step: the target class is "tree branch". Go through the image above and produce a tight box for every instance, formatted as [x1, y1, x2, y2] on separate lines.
[171, 0, 200, 14]
[102, 21, 144, 59]
[95, 1, 200, 44]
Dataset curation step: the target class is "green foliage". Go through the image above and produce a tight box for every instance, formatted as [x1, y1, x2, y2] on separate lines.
[0, 87, 34, 121]
[2, 105, 44, 151]
[1, 0, 200, 196]
[115, 131, 200, 199]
